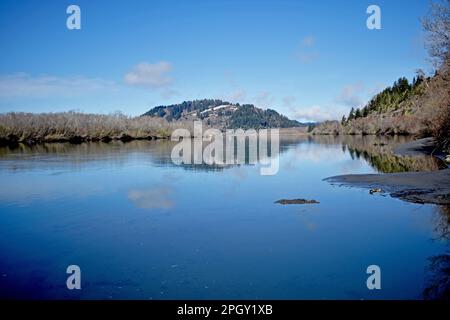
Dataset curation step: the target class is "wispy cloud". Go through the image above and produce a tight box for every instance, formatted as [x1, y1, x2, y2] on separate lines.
[335, 82, 365, 108]
[296, 36, 319, 64]
[254, 91, 273, 108]
[285, 81, 371, 123]
[290, 105, 349, 122]
[0, 72, 116, 98]
[302, 36, 315, 47]
[124, 61, 173, 89]
[282, 96, 296, 108]
[223, 89, 247, 103]
[221, 70, 247, 103]
[367, 83, 386, 96]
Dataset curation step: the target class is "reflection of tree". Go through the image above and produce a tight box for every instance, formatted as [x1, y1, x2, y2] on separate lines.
[423, 253, 450, 300]
[0, 137, 298, 173]
[423, 205, 450, 300]
[312, 135, 446, 173]
[346, 148, 446, 173]
[433, 205, 450, 241]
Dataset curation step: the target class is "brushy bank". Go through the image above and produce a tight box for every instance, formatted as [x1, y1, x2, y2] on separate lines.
[0, 112, 192, 145]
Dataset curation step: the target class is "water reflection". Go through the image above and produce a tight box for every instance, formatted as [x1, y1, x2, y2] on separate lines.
[0, 135, 449, 299]
[0, 135, 445, 174]
[422, 205, 449, 300]
[128, 186, 174, 210]
[311, 135, 447, 173]
[423, 253, 450, 300]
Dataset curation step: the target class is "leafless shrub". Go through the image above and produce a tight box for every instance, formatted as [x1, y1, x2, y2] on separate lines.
[433, 102, 450, 152]
[422, 0, 450, 67]
[0, 112, 193, 144]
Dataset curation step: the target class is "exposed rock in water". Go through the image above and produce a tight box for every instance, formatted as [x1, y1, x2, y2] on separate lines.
[369, 188, 383, 194]
[275, 199, 319, 205]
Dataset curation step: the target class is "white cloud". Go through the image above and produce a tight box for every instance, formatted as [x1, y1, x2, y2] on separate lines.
[336, 82, 364, 108]
[282, 96, 296, 108]
[296, 36, 319, 64]
[254, 91, 273, 108]
[124, 61, 173, 89]
[0, 72, 116, 98]
[290, 105, 349, 122]
[297, 52, 320, 64]
[302, 36, 315, 47]
[367, 83, 386, 96]
[223, 89, 247, 103]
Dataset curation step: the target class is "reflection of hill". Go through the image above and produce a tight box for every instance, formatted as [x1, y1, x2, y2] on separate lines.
[1, 135, 445, 174]
[0, 137, 300, 173]
[311, 135, 446, 173]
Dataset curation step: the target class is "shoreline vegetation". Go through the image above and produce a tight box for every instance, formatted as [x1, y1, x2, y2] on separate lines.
[0, 112, 310, 146]
[0, 112, 194, 145]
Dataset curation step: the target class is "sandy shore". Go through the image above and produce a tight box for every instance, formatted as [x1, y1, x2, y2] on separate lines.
[325, 138, 450, 205]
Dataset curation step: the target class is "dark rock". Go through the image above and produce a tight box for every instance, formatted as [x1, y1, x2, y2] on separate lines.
[275, 199, 319, 205]
[68, 136, 85, 144]
[119, 134, 133, 142]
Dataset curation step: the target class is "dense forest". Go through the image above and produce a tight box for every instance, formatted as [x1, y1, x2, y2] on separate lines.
[143, 99, 227, 121]
[143, 99, 303, 129]
[227, 105, 301, 129]
[341, 76, 425, 125]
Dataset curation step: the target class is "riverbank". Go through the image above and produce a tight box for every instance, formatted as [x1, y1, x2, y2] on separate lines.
[325, 138, 450, 205]
[0, 112, 310, 146]
[0, 112, 189, 145]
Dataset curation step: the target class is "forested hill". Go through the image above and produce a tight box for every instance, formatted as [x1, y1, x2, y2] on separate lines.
[312, 67, 449, 137]
[342, 76, 425, 123]
[142, 99, 304, 129]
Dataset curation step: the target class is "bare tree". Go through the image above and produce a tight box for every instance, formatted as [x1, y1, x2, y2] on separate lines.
[422, 0, 450, 68]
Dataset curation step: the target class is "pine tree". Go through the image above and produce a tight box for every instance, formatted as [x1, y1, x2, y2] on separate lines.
[362, 106, 369, 117]
[348, 107, 355, 121]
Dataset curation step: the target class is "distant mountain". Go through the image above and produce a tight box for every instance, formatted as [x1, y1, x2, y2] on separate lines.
[142, 99, 305, 129]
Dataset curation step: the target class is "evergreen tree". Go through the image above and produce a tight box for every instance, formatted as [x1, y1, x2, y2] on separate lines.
[348, 107, 355, 121]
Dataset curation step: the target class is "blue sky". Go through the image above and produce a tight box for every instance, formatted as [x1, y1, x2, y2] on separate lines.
[0, 0, 432, 121]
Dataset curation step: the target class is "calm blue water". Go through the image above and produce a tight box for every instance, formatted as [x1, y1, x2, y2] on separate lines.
[0, 136, 448, 299]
